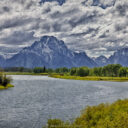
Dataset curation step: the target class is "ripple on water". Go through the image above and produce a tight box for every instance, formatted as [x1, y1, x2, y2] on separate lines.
[0, 75, 128, 128]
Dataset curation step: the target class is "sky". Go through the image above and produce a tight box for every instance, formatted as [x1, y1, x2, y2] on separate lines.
[0, 0, 128, 57]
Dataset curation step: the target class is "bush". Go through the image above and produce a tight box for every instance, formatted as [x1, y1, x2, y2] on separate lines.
[119, 67, 127, 77]
[0, 73, 12, 87]
[44, 99, 128, 128]
[2, 75, 12, 87]
[70, 67, 77, 76]
[76, 67, 89, 77]
[33, 67, 44, 73]
[0, 73, 3, 84]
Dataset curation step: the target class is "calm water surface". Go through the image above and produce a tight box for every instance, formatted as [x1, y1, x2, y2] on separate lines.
[0, 75, 128, 128]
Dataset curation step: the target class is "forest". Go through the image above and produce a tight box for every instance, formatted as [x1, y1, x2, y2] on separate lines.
[4, 64, 128, 77]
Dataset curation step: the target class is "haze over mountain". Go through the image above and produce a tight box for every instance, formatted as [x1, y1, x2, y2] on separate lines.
[0, 55, 5, 68]
[93, 48, 128, 67]
[5, 36, 96, 68]
[0, 36, 127, 68]
[0, 0, 128, 57]
[108, 48, 128, 67]
[93, 55, 108, 66]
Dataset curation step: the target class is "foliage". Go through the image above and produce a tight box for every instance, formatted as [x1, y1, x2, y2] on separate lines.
[44, 99, 128, 128]
[33, 67, 46, 73]
[53, 64, 128, 77]
[55, 67, 69, 73]
[0, 72, 12, 87]
[76, 67, 89, 77]
[4, 64, 128, 77]
[70, 67, 77, 76]
[4, 67, 33, 72]
[50, 74, 128, 82]
[119, 67, 128, 77]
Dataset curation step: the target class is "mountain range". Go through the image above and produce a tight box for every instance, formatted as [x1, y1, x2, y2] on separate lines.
[93, 48, 128, 67]
[93, 55, 108, 66]
[4, 36, 96, 68]
[0, 36, 128, 68]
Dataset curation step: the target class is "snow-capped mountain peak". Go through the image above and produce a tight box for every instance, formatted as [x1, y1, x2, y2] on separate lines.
[5, 36, 96, 68]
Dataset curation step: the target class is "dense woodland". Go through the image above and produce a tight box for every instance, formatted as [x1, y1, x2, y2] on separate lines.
[4, 64, 128, 77]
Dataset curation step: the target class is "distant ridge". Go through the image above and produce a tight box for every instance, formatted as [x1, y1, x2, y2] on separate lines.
[5, 36, 97, 68]
[93, 48, 128, 67]
[108, 48, 128, 67]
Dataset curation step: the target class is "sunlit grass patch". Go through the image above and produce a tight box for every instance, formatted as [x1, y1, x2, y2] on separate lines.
[49, 74, 128, 82]
[44, 99, 128, 128]
[0, 84, 14, 90]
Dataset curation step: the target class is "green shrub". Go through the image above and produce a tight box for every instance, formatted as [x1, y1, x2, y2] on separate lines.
[119, 67, 127, 77]
[70, 67, 77, 76]
[76, 67, 89, 77]
[2, 75, 12, 87]
[33, 67, 44, 73]
[0, 72, 12, 87]
[44, 99, 128, 128]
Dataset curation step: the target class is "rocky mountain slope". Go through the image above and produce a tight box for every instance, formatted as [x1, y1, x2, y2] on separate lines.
[108, 48, 128, 67]
[93, 55, 108, 66]
[5, 36, 97, 68]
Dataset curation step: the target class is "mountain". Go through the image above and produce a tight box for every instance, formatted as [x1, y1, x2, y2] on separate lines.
[40, 0, 65, 5]
[0, 55, 5, 68]
[93, 55, 108, 66]
[108, 48, 128, 67]
[93, 48, 128, 67]
[5, 36, 96, 68]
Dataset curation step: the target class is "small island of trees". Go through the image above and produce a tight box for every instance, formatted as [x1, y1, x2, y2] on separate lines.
[0, 70, 13, 90]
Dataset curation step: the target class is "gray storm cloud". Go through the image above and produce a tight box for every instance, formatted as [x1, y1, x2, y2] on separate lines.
[0, 0, 128, 57]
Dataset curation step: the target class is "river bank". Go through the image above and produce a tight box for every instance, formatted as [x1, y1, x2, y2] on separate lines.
[6, 72, 128, 82]
[44, 99, 128, 128]
[0, 84, 14, 90]
[5, 72, 48, 75]
[49, 74, 128, 82]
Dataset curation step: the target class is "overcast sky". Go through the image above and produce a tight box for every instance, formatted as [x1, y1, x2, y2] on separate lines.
[0, 0, 128, 57]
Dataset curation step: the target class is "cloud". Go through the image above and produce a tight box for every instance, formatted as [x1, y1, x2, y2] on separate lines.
[0, 31, 37, 46]
[0, 0, 128, 57]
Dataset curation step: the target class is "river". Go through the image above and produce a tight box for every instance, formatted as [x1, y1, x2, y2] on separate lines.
[0, 75, 128, 128]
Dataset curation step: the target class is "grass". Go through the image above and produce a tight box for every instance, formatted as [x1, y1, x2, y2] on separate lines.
[44, 99, 128, 128]
[0, 84, 14, 90]
[49, 74, 128, 82]
[5, 72, 48, 76]
[5, 72, 128, 82]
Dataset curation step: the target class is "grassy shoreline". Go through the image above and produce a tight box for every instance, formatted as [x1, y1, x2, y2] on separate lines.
[44, 99, 128, 128]
[5, 72, 128, 82]
[0, 84, 14, 90]
[5, 72, 48, 76]
[49, 74, 128, 82]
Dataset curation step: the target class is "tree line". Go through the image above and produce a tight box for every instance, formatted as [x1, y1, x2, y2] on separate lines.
[52, 64, 128, 77]
[3, 64, 128, 77]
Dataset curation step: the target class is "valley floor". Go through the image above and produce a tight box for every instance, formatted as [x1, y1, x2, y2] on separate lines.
[5, 72, 48, 75]
[5, 72, 128, 82]
[49, 74, 128, 82]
